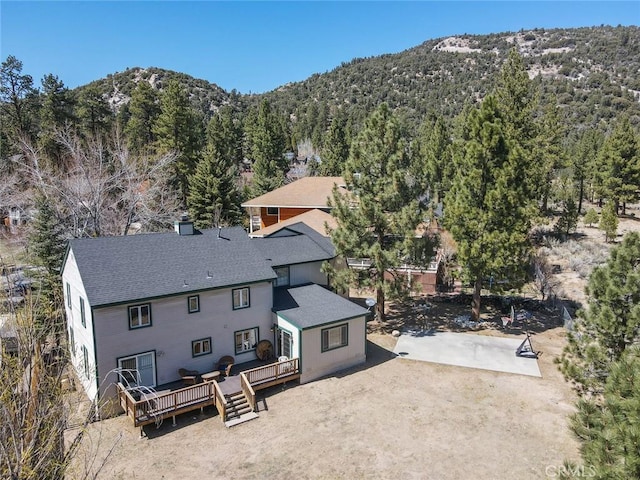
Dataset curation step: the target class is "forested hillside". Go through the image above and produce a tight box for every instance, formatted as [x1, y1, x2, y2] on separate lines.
[1, 24, 639, 239]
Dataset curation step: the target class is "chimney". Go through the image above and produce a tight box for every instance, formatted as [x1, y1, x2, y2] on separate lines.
[174, 213, 195, 236]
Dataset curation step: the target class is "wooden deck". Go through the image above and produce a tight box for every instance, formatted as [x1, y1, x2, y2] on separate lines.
[117, 358, 300, 430]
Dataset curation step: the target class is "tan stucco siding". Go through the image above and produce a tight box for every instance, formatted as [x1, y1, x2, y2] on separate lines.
[290, 261, 329, 287]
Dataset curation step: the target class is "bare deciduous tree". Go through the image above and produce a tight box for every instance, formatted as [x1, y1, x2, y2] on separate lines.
[12, 128, 181, 238]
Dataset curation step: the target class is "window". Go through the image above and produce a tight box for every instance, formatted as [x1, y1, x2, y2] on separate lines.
[321, 323, 348, 352]
[266, 207, 278, 216]
[66, 283, 71, 309]
[69, 326, 75, 357]
[118, 351, 156, 387]
[188, 295, 200, 314]
[80, 297, 86, 327]
[232, 287, 250, 310]
[81, 345, 90, 379]
[192, 337, 212, 357]
[129, 304, 151, 329]
[235, 327, 258, 354]
[274, 266, 290, 287]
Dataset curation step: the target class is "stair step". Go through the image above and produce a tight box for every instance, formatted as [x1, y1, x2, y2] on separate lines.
[227, 405, 252, 416]
[225, 411, 259, 428]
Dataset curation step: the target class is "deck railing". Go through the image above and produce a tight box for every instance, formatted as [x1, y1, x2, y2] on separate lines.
[212, 380, 227, 422]
[117, 357, 300, 428]
[117, 382, 215, 427]
[242, 358, 300, 390]
[240, 373, 256, 412]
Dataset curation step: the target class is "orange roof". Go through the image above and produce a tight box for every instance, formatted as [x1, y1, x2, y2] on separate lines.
[242, 176, 345, 208]
[249, 209, 337, 238]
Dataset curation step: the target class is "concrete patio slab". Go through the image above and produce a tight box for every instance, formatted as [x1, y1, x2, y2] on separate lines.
[393, 329, 541, 377]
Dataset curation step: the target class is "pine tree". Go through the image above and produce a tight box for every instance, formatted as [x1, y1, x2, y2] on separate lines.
[583, 208, 599, 228]
[205, 106, 243, 169]
[416, 115, 453, 202]
[569, 349, 640, 480]
[29, 196, 67, 276]
[598, 116, 640, 215]
[559, 232, 640, 396]
[38, 74, 75, 167]
[599, 201, 618, 243]
[246, 99, 288, 196]
[76, 84, 112, 137]
[444, 95, 537, 321]
[319, 111, 350, 176]
[573, 129, 603, 214]
[536, 96, 566, 212]
[0, 55, 37, 157]
[187, 146, 243, 229]
[125, 81, 160, 154]
[327, 104, 426, 321]
[153, 79, 204, 203]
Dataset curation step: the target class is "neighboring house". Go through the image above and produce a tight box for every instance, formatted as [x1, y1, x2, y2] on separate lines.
[244, 176, 444, 295]
[61, 218, 368, 408]
[241, 176, 345, 234]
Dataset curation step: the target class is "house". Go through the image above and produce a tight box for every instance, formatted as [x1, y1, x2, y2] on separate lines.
[243, 176, 444, 295]
[241, 176, 345, 234]
[61, 217, 368, 413]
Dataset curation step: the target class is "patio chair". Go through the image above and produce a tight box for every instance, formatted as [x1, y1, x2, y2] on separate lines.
[216, 355, 234, 377]
[178, 368, 199, 385]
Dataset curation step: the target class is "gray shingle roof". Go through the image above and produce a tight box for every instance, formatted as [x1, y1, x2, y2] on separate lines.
[273, 284, 369, 329]
[66, 227, 276, 307]
[254, 222, 335, 267]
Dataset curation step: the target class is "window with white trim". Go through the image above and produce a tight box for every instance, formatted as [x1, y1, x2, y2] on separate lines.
[321, 323, 348, 352]
[274, 266, 290, 287]
[192, 337, 212, 357]
[118, 351, 156, 387]
[129, 304, 151, 329]
[80, 297, 86, 327]
[66, 282, 71, 309]
[69, 326, 75, 357]
[81, 345, 90, 379]
[232, 287, 250, 310]
[188, 295, 200, 314]
[235, 327, 258, 354]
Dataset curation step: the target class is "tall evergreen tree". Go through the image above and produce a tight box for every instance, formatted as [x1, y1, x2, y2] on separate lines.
[327, 104, 426, 321]
[29, 196, 67, 276]
[0, 55, 37, 157]
[38, 74, 75, 166]
[246, 99, 288, 196]
[125, 81, 160, 154]
[598, 116, 640, 215]
[416, 115, 453, 202]
[444, 95, 536, 321]
[572, 128, 603, 214]
[206, 106, 243, 168]
[319, 111, 350, 176]
[536, 96, 566, 212]
[76, 84, 112, 137]
[559, 232, 640, 396]
[153, 79, 204, 203]
[568, 348, 640, 480]
[187, 146, 243, 229]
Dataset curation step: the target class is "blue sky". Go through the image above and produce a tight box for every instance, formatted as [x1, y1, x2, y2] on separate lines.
[1, 1, 638, 94]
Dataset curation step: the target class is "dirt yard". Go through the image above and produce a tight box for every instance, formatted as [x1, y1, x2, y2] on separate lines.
[58, 205, 640, 479]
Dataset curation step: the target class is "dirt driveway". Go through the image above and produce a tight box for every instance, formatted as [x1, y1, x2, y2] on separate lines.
[67, 324, 579, 480]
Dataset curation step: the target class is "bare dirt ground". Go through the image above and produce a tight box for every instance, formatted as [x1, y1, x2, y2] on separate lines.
[55, 203, 640, 479]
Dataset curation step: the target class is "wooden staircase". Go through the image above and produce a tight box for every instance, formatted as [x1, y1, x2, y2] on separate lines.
[223, 391, 258, 428]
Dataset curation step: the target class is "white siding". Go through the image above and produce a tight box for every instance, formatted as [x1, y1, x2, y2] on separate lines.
[62, 248, 98, 400]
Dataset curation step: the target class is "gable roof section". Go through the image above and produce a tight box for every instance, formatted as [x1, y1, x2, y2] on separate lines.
[241, 176, 345, 208]
[248, 208, 337, 238]
[273, 284, 369, 330]
[253, 222, 335, 267]
[66, 227, 276, 308]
